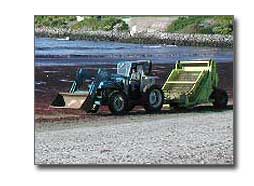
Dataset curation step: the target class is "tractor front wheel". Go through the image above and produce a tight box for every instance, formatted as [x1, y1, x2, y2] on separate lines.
[108, 91, 128, 115]
[144, 86, 164, 113]
[210, 88, 228, 109]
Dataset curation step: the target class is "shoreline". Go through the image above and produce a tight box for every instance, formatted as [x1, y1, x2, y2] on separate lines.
[35, 27, 233, 48]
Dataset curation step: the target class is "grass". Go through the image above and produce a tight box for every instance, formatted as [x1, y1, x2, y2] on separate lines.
[35, 16, 76, 28]
[166, 16, 233, 35]
[35, 16, 129, 31]
[71, 16, 129, 31]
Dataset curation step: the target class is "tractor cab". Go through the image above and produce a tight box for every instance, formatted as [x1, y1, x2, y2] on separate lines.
[117, 60, 152, 78]
[117, 60, 154, 94]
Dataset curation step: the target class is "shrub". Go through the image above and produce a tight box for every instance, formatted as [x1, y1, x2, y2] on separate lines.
[71, 16, 129, 31]
[213, 16, 233, 35]
[101, 16, 129, 31]
[166, 16, 233, 35]
[71, 16, 100, 30]
[35, 16, 76, 28]
[167, 16, 210, 33]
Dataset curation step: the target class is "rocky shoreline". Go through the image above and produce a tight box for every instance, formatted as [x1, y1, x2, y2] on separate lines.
[35, 27, 233, 48]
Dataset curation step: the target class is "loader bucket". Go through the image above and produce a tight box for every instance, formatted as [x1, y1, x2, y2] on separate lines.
[50, 91, 89, 109]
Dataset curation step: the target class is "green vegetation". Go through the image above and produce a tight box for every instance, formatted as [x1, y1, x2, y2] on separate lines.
[166, 16, 233, 35]
[71, 16, 129, 31]
[35, 16, 76, 28]
[35, 16, 129, 31]
[35, 16, 233, 35]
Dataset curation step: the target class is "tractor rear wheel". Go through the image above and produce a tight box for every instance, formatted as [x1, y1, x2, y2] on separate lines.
[210, 88, 228, 109]
[108, 91, 128, 115]
[144, 86, 164, 113]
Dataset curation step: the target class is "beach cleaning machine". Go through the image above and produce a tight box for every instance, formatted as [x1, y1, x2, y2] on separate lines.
[162, 59, 228, 109]
[50, 59, 228, 114]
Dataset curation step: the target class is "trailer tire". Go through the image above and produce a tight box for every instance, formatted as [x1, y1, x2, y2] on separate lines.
[144, 86, 164, 113]
[210, 88, 228, 109]
[108, 91, 128, 115]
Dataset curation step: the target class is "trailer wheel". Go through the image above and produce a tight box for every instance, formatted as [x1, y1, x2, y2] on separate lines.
[144, 86, 164, 113]
[108, 91, 128, 115]
[210, 88, 228, 109]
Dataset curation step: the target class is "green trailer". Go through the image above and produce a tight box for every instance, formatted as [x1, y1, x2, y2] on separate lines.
[162, 59, 228, 109]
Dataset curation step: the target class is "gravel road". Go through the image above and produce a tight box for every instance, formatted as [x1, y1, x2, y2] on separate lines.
[35, 110, 234, 165]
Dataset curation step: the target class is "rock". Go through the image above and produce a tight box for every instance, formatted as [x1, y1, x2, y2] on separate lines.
[34, 27, 233, 48]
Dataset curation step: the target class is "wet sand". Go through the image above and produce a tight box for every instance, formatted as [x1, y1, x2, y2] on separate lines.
[35, 62, 233, 124]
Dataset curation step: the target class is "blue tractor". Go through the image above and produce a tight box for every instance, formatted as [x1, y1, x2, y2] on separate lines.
[51, 60, 164, 115]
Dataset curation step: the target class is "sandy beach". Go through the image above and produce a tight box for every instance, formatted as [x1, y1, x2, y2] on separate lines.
[35, 108, 233, 165]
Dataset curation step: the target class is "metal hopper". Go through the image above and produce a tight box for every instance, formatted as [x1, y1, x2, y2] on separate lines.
[162, 59, 228, 108]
